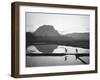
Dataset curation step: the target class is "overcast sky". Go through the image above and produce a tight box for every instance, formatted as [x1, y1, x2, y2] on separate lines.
[26, 12, 90, 35]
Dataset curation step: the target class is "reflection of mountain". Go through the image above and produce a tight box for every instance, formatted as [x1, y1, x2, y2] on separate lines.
[26, 25, 89, 53]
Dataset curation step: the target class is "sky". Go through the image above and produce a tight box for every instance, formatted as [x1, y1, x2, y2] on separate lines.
[26, 12, 90, 35]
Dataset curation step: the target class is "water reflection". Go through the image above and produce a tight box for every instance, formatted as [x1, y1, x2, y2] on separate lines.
[26, 45, 89, 67]
[35, 44, 57, 53]
[26, 45, 89, 54]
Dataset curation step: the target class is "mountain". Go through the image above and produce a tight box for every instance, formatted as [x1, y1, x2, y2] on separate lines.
[31, 25, 73, 42]
[33, 25, 59, 37]
[26, 25, 89, 49]
[66, 33, 89, 41]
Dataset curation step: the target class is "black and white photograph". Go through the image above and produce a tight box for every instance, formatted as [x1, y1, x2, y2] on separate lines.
[11, 2, 97, 78]
[26, 12, 90, 67]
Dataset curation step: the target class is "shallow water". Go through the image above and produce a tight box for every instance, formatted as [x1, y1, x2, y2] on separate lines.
[26, 45, 89, 53]
[26, 45, 89, 67]
[26, 55, 89, 67]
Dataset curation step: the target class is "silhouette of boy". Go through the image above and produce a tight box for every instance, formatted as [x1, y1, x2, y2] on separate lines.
[76, 48, 78, 53]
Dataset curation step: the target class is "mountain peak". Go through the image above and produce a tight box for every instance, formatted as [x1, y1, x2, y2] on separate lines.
[33, 25, 59, 37]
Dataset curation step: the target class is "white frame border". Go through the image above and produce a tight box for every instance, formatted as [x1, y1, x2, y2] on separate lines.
[19, 6, 96, 75]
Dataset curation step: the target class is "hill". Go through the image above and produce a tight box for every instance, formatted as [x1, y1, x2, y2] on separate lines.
[26, 25, 89, 49]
